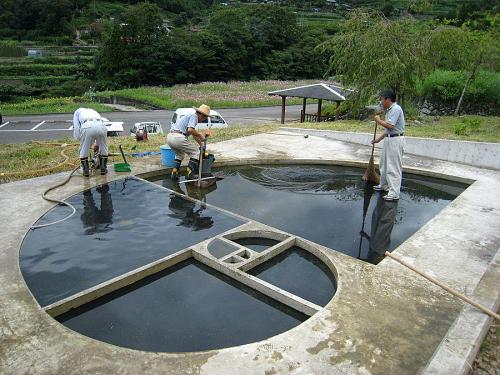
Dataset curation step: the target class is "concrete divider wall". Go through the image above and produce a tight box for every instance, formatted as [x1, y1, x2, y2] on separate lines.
[282, 127, 500, 171]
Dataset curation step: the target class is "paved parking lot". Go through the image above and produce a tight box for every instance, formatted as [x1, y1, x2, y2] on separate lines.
[0, 106, 302, 144]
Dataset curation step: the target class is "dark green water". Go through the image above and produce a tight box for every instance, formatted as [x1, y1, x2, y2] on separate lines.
[248, 246, 337, 307]
[57, 259, 307, 352]
[20, 177, 245, 306]
[155, 164, 467, 264]
[19, 165, 467, 353]
[233, 237, 280, 252]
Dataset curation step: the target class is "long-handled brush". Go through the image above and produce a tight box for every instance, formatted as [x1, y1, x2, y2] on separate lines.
[362, 119, 380, 184]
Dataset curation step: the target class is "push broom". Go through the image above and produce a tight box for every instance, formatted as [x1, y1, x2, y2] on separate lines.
[362, 110, 381, 184]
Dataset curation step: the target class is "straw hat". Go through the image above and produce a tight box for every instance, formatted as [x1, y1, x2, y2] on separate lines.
[194, 104, 211, 117]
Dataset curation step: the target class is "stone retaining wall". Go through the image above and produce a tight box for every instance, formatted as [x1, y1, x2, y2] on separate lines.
[420, 99, 499, 116]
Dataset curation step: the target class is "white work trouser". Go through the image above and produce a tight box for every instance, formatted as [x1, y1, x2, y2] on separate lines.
[167, 133, 199, 160]
[379, 136, 405, 198]
[79, 120, 108, 159]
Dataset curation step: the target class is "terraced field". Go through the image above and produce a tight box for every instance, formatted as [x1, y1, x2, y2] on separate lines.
[0, 45, 97, 102]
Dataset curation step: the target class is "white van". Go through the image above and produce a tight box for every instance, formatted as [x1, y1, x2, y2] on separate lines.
[170, 108, 228, 131]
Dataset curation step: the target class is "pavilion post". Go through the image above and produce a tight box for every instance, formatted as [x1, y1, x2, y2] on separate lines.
[317, 99, 322, 122]
[281, 96, 286, 124]
[335, 101, 341, 121]
[301, 97, 306, 123]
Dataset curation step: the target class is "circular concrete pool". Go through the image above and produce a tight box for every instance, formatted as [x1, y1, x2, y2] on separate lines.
[19, 176, 337, 353]
[19, 164, 466, 353]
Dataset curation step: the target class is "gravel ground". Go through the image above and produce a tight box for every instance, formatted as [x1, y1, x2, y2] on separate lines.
[472, 316, 499, 375]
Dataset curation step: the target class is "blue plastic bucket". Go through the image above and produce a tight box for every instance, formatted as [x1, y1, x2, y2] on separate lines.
[160, 145, 175, 167]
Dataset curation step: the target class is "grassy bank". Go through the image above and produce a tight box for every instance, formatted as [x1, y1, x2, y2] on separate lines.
[98, 80, 317, 109]
[1, 115, 498, 183]
[0, 124, 280, 183]
[1, 80, 315, 116]
[0, 97, 111, 116]
[292, 115, 500, 143]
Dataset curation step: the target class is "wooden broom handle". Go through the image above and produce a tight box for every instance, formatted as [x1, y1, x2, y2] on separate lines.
[370, 115, 380, 157]
[119, 145, 128, 164]
[385, 252, 500, 321]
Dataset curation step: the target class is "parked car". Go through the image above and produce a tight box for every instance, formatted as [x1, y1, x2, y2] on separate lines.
[170, 108, 228, 131]
[101, 117, 124, 136]
[69, 117, 124, 136]
[130, 121, 163, 136]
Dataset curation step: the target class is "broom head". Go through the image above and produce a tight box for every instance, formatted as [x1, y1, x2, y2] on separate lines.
[362, 156, 380, 184]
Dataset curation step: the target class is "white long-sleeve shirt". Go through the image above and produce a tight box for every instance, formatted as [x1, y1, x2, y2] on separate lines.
[73, 108, 102, 139]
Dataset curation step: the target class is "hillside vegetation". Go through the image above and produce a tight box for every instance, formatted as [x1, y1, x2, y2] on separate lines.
[0, 0, 498, 117]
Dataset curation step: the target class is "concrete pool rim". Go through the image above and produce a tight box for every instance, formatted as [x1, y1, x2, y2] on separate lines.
[2, 131, 499, 375]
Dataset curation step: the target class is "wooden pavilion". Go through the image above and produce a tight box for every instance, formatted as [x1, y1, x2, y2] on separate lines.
[268, 83, 352, 124]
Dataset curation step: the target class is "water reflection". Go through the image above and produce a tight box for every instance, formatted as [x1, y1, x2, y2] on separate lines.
[151, 165, 466, 264]
[165, 181, 217, 231]
[81, 184, 114, 235]
[359, 194, 399, 264]
[21, 177, 244, 306]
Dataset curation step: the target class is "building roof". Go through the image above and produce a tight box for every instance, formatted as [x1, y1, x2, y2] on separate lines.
[268, 83, 352, 101]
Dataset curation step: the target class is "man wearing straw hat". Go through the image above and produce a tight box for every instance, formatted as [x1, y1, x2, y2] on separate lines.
[167, 104, 212, 181]
[371, 90, 405, 201]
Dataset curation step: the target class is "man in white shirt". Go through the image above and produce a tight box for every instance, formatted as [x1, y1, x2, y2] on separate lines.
[73, 108, 108, 177]
[167, 104, 211, 181]
[371, 90, 406, 201]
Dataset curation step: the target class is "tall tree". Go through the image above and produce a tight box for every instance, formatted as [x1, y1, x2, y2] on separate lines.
[320, 10, 430, 106]
[97, 2, 167, 86]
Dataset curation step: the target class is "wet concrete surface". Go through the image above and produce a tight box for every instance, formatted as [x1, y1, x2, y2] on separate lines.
[20, 177, 244, 306]
[154, 165, 467, 264]
[57, 258, 307, 352]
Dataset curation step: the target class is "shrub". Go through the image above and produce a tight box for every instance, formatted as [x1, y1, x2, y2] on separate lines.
[453, 117, 483, 136]
[0, 63, 92, 76]
[462, 117, 482, 131]
[453, 122, 468, 135]
[43, 79, 93, 98]
[0, 40, 25, 57]
[421, 69, 500, 104]
[420, 70, 467, 101]
[467, 70, 500, 103]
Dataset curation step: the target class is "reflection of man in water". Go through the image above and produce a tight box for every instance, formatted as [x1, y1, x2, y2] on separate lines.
[167, 182, 216, 230]
[81, 184, 114, 235]
[361, 195, 398, 263]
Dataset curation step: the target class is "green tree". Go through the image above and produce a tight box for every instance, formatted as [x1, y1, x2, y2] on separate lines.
[97, 2, 167, 86]
[425, 26, 475, 72]
[207, 5, 300, 79]
[320, 10, 429, 107]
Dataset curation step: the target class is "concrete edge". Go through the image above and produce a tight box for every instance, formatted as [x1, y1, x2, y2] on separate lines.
[281, 127, 500, 171]
[137, 158, 476, 186]
[422, 247, 500, 375]
[1, 132, 498, 374]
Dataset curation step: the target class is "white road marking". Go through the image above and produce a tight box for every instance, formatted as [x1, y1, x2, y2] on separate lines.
[30, 121, 46, 131]
[0, 129, 71, 132]
[0, 121, 10, 128]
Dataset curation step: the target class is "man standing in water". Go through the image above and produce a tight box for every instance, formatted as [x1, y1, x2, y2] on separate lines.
[371, 90, 406, 201]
